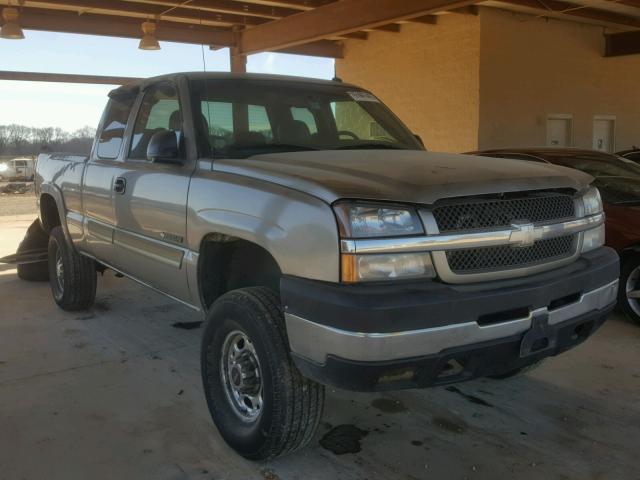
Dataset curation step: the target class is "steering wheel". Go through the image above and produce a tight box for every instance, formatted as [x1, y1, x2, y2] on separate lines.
[337, 130, 360, 140]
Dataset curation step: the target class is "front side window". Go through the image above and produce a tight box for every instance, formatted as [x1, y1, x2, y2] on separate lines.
[97, 95, 135, 159]
[191, 79, 422, 158]
[129, 83, 181, 160]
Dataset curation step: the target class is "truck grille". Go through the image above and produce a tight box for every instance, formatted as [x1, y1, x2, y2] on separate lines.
[446, 235, 576, 274]
[432, 192, 575, 232]
[432, 191, 578, 276]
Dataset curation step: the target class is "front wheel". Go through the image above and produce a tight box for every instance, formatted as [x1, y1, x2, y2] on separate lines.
[48, 226, 96, 311]
[619, 255, 640, 326]
[201, 287, 324, 460]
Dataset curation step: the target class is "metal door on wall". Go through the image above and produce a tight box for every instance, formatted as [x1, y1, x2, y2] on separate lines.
[546, 114, 573, 147]
[593, 115, 616, 153]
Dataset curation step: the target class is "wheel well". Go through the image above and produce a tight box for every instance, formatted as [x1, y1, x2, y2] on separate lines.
[40, 194, 61, 233]
[198, 234, 282, 310]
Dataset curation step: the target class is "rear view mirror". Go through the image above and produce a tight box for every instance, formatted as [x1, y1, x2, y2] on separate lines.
[147, 130, 183, 164]
[414, 134, 425, 148]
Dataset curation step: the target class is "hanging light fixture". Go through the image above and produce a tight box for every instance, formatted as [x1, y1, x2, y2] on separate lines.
[1, 7, 25, 40]
[139, 21, 160, 50]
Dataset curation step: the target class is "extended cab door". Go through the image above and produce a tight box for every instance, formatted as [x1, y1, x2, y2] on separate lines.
[82, 90, 137, 265]
[113, 81, 194, 303]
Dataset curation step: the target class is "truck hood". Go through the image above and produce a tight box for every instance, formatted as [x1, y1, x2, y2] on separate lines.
[213, 150, 593, 205]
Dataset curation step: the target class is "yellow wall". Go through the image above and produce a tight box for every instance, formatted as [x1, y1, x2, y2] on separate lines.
[336, 14, 481, 153]
[478, 8, 640, 152]
[337, 8, 640, 153]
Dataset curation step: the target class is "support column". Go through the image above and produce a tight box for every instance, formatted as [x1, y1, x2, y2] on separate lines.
[230, 25, 247, 74]
[230, 26, 248, 133]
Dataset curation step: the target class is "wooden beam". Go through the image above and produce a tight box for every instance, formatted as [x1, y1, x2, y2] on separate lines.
[122, 0, 300, 19]
[279, 40, 343, 58]
[2, 0, 268, 27]
[222, 0, 334, 10]
[448, 5, 479, 15]
[605, 29, 640, 57]
[340, 31, 369, 40]
[371, 24, 402, 33]
[0, 70, 140, 85]
[614, 0, 640, 8]
[406, 15, 439, 25]
[498, 0, 640, 28]
[238, 0, 478, 54]
[17, 7, 237, 45]
[14, 7, 342, 57]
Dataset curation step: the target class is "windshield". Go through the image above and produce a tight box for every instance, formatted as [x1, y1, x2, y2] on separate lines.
[544, 152, 640, 205]
[190, 79, 422, 158]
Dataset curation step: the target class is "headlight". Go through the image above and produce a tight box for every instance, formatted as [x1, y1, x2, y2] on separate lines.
[334, 202, 433, 282]
[582, 186, 603, 216]
[342, 252, 435, 282]
[333, 202, 424, 238]
[581, 223, 605, 253]
[0, 163, 8, 172]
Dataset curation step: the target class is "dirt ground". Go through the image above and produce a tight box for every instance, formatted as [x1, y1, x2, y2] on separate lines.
[0, 182, 37, 217]
[0, 215, 639, 480]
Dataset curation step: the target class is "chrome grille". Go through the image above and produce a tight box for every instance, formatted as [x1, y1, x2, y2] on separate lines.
[446, 235, 576, 274]
[432, 192, 575, 232]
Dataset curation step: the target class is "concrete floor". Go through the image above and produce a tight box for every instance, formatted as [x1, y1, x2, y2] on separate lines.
[1, 215, 639, 480]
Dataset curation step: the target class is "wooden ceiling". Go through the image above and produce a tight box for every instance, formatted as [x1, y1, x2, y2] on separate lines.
[0, 0, 639, 59]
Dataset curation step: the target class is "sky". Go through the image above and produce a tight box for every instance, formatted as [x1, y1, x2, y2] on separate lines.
[0, 30, 335, 131]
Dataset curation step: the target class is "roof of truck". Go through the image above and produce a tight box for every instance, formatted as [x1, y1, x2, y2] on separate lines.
[109, 72, 359, 97]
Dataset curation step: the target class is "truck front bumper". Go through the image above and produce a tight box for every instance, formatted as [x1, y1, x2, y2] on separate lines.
[281, 247, 619, 391]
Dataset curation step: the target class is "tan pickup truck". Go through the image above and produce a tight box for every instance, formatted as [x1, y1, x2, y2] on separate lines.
[33, 72, 619, 459]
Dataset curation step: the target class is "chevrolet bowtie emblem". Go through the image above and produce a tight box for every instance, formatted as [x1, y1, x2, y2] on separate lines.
[509, 221, 537, 248]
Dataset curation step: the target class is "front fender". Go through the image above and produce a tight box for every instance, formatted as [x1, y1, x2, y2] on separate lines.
[187, 171, 340, 283]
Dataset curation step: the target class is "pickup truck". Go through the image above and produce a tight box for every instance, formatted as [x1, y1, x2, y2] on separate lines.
[34, 72, 619, 460]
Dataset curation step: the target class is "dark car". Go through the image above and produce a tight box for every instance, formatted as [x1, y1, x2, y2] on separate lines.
[469, 148, 640, 325]
[617, 147, 640, 163]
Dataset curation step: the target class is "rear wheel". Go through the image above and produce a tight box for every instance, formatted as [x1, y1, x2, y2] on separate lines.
[16, 219, 49, 282]
[201, 287, 324, 460]
[619, 255, 640, 326]
[48, 226, 96, 311]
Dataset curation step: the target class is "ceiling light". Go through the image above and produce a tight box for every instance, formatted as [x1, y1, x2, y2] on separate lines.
[139, 21, 160, 50]
[1, 7, 25, 40]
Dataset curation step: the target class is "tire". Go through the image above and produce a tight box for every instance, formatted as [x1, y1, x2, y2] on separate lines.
[488, 360, 544, 380]
[16, 219, 49, 282]
[619, 255, 640, 326]
[201, 287, 325, 460]
[48, 226, 96, 311]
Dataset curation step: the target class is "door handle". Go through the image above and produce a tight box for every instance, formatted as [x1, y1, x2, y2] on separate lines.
[114, 177, 126, 194]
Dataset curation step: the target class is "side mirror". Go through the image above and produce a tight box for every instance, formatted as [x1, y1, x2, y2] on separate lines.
[147, 130, 183, 164]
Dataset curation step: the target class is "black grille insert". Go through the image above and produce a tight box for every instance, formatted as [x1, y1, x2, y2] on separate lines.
[433, 193, 575, 232]
[446, 235, 576, 274]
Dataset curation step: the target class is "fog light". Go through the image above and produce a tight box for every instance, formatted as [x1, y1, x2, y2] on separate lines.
[581, 224, 605, 253]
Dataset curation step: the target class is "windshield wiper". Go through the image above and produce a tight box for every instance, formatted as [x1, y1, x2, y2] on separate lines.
[334, 142, 406, 150]
[243, 143, 320, 151]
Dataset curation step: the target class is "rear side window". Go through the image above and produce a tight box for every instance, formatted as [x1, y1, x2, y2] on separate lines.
[97, 96, 135, 159]
[129, 84, 181, 160]
[291, 107, 318, 134]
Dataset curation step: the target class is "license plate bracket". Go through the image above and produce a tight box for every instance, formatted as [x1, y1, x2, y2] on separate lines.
[520, 311, 557, 358]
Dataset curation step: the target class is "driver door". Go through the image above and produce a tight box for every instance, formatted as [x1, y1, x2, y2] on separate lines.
[113, 81, 194, 303]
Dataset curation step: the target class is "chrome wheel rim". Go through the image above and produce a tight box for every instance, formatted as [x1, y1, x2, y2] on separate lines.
[55, 249, 64, 293]
[220, 330, 263, 422]
[626, 265, 640, 317]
